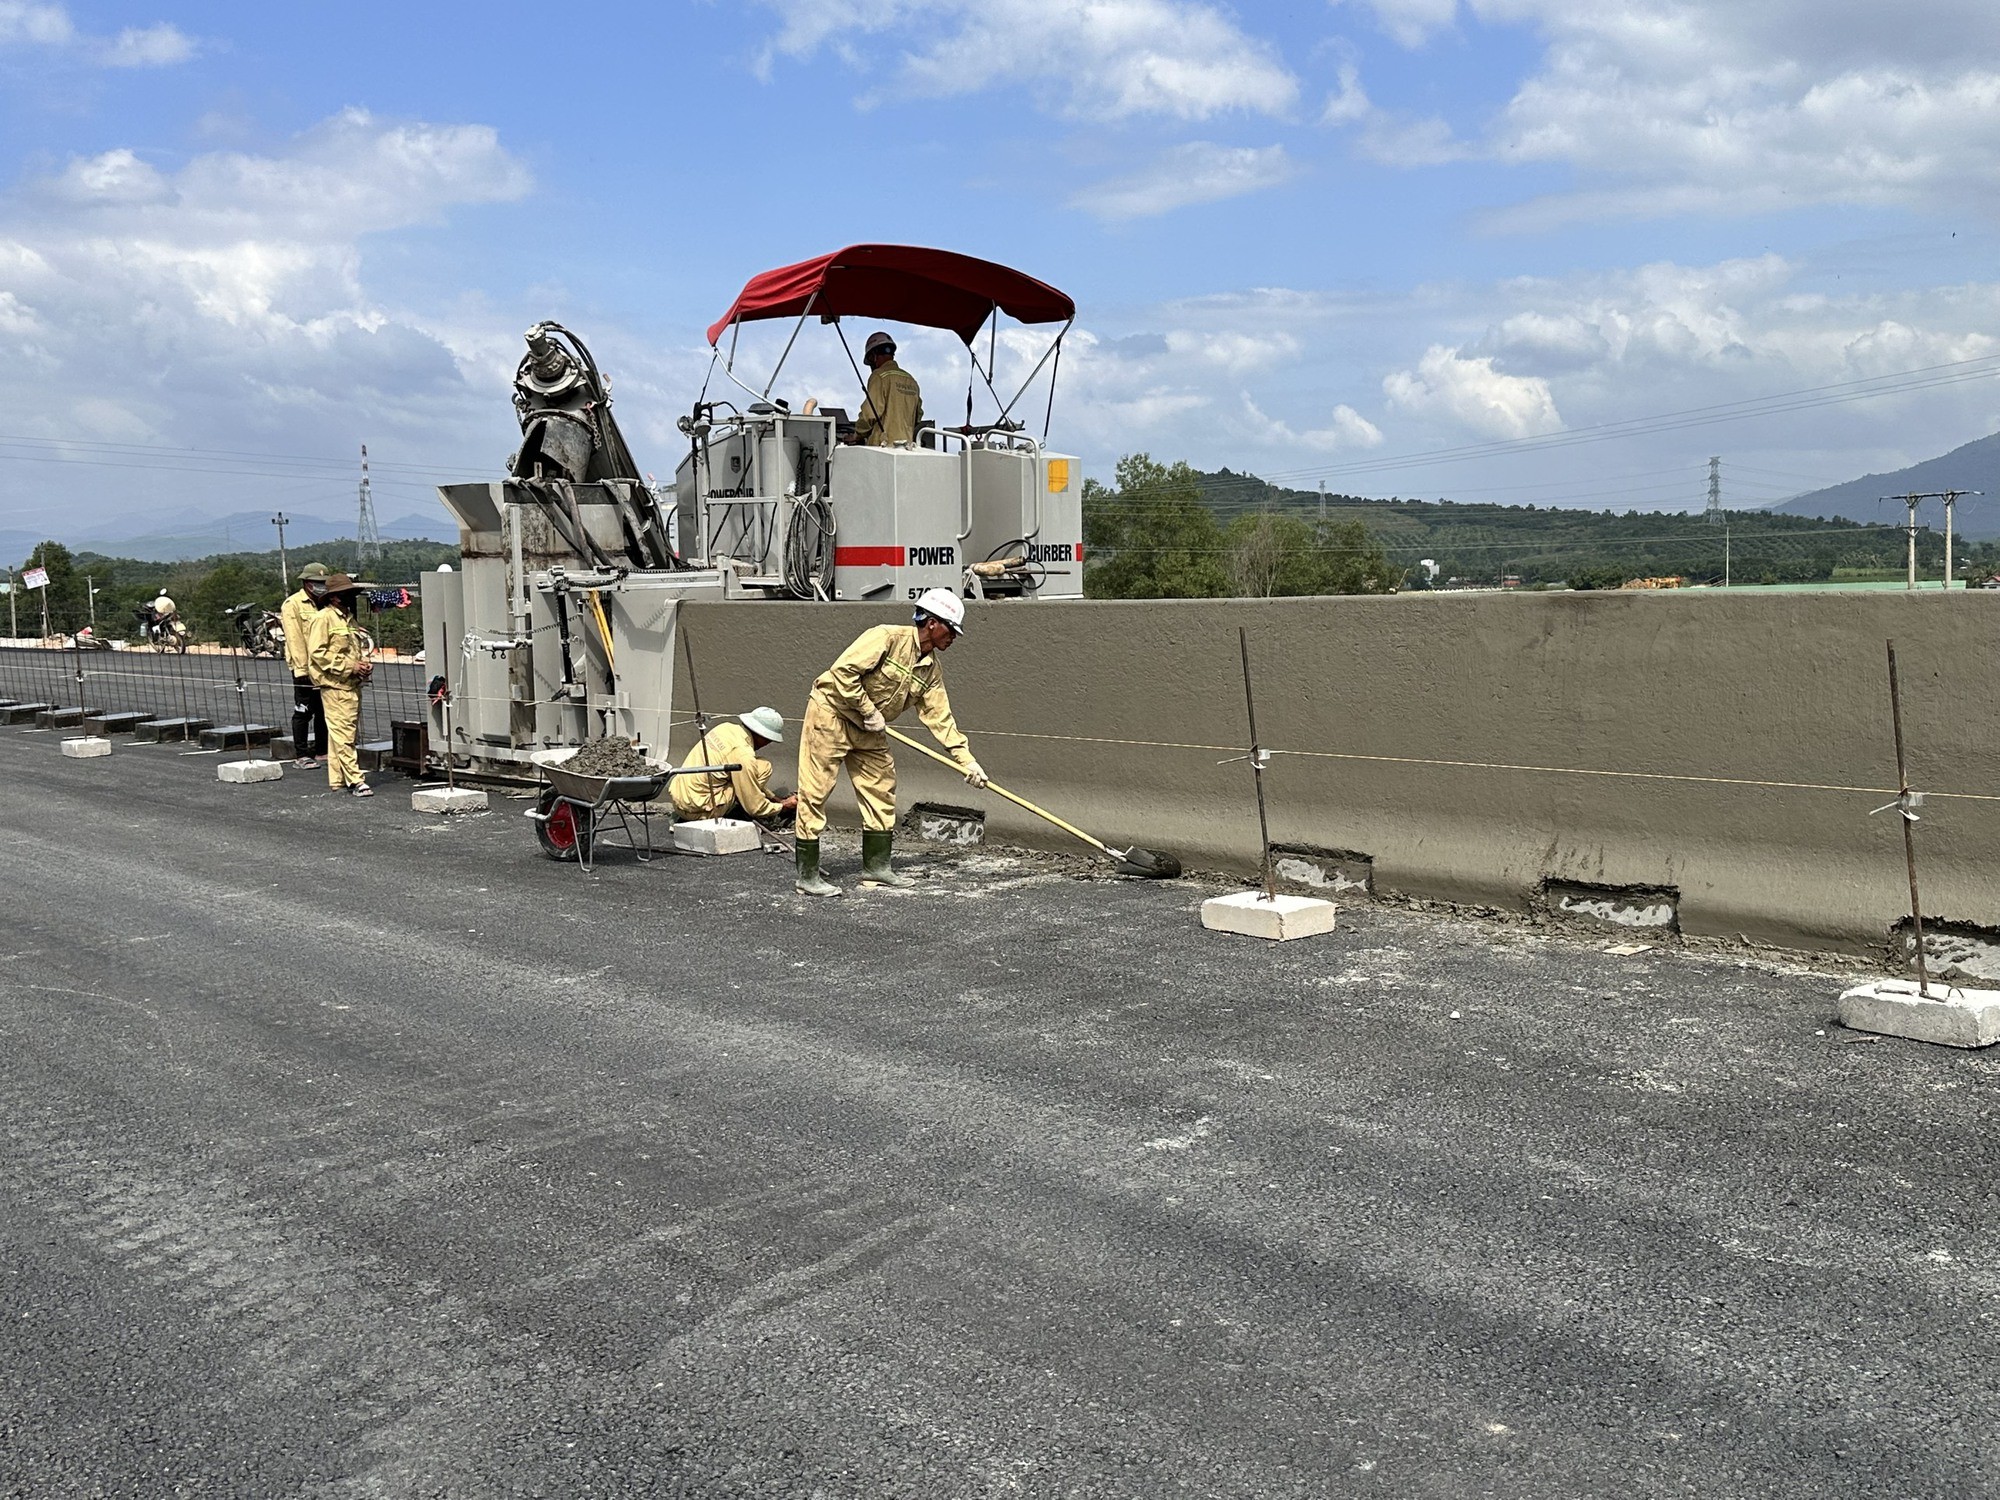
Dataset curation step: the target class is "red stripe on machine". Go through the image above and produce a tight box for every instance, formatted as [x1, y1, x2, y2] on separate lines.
[835, 546, 906, 567]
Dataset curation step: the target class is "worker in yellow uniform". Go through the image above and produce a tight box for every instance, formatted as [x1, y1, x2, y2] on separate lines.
[794, 587, 987, 896]
[306, 573, 375, 797]
[846, 330, 922, 447]
[281, 562, 330, 768]
[670, 706, 798, 824]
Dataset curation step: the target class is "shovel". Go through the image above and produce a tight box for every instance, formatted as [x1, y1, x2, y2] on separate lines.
[885, 726, 1181, 878]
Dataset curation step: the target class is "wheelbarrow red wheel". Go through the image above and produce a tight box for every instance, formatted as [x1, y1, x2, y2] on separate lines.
[534, 789, 592, 861]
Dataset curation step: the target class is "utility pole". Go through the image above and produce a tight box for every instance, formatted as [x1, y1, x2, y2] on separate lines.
[355, 444, 381, 568]
[1706, 456, 1723, 525]
[1885, 491, 1978, 589]
[6, 570, 14, 639]
[272, 511, 291, 590]
[1318, 480, 1326, 523]
[86, 575, 98, 628]
[35, 545, 48, 637]
[1890, 493, 1924, 589]
[1940, 489, 1979, 588]
[1724, 520, 1731, 588]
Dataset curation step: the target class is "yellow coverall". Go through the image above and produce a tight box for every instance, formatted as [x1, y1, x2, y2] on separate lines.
[669, 720, 783, 821]
[280, 588, 318, 676]
[796, 623, 971, 841]
[853, 359, 923, 447]
[307, 606, 369, 789]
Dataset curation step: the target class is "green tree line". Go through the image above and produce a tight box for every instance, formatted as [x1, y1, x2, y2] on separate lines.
[1084, 455, 1401, 599]
[1188, 468, 1985, 589]
[6, 539, 457, 652]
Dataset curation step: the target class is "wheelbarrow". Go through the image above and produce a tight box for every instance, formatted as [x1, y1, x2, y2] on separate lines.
[527, 755, 741, 872]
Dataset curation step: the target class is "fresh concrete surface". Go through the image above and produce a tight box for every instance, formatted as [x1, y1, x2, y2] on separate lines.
[411, 785, 489, 814]
[4, 730, 1998, 1496]
[1837, 979, 2000, 1048]
[58, 736, 111, 759]
[1201, 889, 1339, 941]
[216, 758, 283, 784]
[671, 816, 763, 855]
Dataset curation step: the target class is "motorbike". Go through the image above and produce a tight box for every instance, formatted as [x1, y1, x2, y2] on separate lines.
[134, 604, 189, 653]
[223, 603, 285, 658]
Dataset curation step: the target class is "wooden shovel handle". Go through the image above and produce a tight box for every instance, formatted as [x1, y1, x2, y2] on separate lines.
[883, 725, 1115, 859]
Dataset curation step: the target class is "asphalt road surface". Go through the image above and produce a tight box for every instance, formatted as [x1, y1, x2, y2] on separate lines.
[3, 728, 1996, 1498]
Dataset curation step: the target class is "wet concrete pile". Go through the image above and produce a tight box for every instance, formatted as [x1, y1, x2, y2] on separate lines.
[566, 736, 652, 778]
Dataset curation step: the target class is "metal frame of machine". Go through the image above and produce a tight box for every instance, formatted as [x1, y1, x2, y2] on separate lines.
[677, 244, 1086, 604]
[424, 251, 1085, 780]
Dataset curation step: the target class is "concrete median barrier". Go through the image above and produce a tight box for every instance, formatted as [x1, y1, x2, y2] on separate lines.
[669, 592, 2000, 954]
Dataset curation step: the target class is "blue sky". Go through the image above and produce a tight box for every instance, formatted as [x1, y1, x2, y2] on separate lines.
[3, 0, 1999, 544]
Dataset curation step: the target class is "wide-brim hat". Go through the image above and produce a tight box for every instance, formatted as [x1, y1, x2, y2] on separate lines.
[322, 573, 372, 594]
[741, 706, 785, 743]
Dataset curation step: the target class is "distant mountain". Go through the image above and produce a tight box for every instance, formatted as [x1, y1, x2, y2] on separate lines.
[4, 508, 455, 567]
[1763, 430, 2000, 540]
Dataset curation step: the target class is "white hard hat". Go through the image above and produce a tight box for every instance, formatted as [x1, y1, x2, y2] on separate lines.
[864, 329, 896, 359]
[913, 587, 965, 634]
[741, 705, 784, 743]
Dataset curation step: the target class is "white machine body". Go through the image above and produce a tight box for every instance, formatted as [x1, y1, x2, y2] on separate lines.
[672, 409, 1082, 603]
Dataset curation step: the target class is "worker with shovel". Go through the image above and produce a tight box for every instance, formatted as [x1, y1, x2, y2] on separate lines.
[794, 588, 987, 896]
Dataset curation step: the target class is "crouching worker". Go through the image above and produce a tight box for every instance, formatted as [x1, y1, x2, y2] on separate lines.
[794, 587, 988, 897]
[670, 706, 798, 825]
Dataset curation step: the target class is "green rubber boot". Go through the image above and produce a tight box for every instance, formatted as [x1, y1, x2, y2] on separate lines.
[859, 829, 916, 887]
[794, 837, 841, 897]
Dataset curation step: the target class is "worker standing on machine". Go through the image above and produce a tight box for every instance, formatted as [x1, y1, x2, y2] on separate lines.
[307, 573, 376, 798]
[793, 588, 988, 897]
[670, 706, 798, 825]
[282, 562, 330, 768]
[846, 330, 922, 447]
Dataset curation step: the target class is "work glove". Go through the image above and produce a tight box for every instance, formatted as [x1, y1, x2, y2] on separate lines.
[859, 707, 886, 733]
[963, 760, 990, 790]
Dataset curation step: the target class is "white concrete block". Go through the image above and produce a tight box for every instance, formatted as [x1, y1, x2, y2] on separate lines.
[217, 758, 284, 784]
[672, 817, 763, 855]
[1837, 979, 2000, 1049]
[411, 786, 489, 814]
[60, 736, 111, 759]
[1201, 890, 1338, 942]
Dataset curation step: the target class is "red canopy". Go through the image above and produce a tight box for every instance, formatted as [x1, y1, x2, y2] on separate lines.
[705, 244, 1074, 347]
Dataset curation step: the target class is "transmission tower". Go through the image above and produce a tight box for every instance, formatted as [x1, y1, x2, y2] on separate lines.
[355, 443, 381, 566]
[1705, 455, 1723, 525]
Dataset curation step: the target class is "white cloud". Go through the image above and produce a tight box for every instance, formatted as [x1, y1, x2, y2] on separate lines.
[1165, 328, 1302, 374]
[1333, 0, 2000, 222]
[101, 22, 195, 67]
[1328, 403, 1386, 448]
[0, 1, 71, 46]
[1073, 142, 1294, 221]
[754, 0, 1298, 121]
[1340, 0, 1458, 49]
[0, 111, 535, 519]
[0, 3, 196, 66]
[1383, 344, 1562, 438]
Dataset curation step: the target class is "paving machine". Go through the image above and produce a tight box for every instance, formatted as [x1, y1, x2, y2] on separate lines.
[423, 249, 1082, 780]
[678, 244, 1084, 603]
[422, 322, 726, 777]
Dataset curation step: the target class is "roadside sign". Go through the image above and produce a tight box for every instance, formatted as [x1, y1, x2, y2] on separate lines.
[22, 567, 49, 590]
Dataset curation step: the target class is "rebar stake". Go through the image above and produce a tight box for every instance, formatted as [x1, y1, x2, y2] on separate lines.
[1885, 639, 1931, 997]
[1239, 626, 1276, 902]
